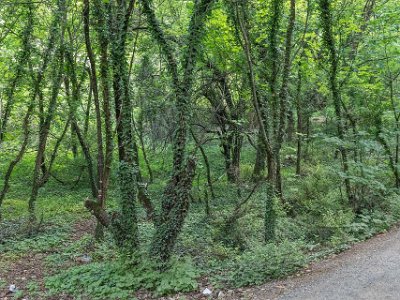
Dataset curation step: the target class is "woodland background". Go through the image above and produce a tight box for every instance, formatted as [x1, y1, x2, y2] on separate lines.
[0, 0, 399, 298]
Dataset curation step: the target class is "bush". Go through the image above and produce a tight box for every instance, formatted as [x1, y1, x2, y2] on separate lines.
[383, 193, 400, 221]
[347, 209, 391, 240]
[296, 188, 354, 243]
[223, 241, 307, 287]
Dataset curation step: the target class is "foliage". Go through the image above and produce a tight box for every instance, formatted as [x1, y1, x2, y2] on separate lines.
[45, 255, 199, 298]
[222, 241, 308, 287]
[0, 0, 400, 298]
[0, 221, 70, 255]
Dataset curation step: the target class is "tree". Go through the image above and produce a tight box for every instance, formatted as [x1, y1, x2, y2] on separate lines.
[140, 0, 215, 263]
[318, 0, 355, 209]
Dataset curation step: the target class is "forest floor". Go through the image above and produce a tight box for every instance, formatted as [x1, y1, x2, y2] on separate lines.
[0, 218, 96, 300]
[1, 150, 399, 299]
[1, 220, 399, 299]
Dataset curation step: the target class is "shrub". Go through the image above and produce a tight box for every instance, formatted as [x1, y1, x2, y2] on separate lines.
[347, 209, 391, 240]
[384, 193, 400, 221]
[223, 241, 307, 287]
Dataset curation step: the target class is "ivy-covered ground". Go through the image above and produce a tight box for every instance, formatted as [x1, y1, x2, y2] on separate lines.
[1, 141, 400, 299]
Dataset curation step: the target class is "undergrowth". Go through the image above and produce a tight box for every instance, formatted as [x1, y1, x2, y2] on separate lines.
[45, 255, 199, 299]
[2, 144, 400, 299]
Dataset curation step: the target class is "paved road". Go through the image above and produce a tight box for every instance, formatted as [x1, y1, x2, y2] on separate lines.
[277, 226, 400, 300]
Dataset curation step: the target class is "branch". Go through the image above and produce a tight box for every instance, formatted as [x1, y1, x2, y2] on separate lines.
[139, 0, 180, 89]
[84, 198, 110, 227]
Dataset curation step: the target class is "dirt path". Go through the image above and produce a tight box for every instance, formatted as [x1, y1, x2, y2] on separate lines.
[236, 224, 400, 300]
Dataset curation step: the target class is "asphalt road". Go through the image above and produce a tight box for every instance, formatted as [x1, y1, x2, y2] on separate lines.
[277, 226, 400, 300]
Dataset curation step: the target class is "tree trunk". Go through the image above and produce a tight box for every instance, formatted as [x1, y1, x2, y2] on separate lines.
[141, 0, 214, 263]
[253, 131, 267, 181]
[0, 7, 58, 218]
[295, 67, 303, 176]
[29, 48, 65, 222]
[319, 0, 355, 209]
[109, 0, 140, 249]
[0, 5, 34, 143]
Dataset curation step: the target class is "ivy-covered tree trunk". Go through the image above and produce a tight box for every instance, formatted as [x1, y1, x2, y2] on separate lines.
[0, 4, 34, 143]
[0, 4, 59, 219]
[273, 0, 296, 197]
[265, 184, 276, 242]
[319, 0, 355, 209]
[93, 0, 114, 201]
[204, 63, 243, 183]
[82, 0, 152, 247]
[232, 0, 278, 241]
[109, 0, 140, 249]
[253, 131, 267, 181]
[28, 0, 67, 223]
[83, 0, 106, 238]
[295, 66, 303, 176]
[141, 0, 214, 263]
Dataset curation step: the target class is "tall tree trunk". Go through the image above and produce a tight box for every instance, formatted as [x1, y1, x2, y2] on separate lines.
[295, 67, 303, 176]
[0, 5, 34, 143]
[274, 0, 296, 197]
[141, 0, 214, 263]
[319, 0, 355, 209]
[28, 1, 66, 222]
[0, 6, 59, 218]
[287, 109, 295, 142]
[234, 0, 273, 177]
[70, 123, 78, 158]
[93, 0, 114, 201]
[109, 0, 140, 249]
[253, 131, 267, 181]
[233, 0, 276, 242]
[83, 0, 105, 217]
